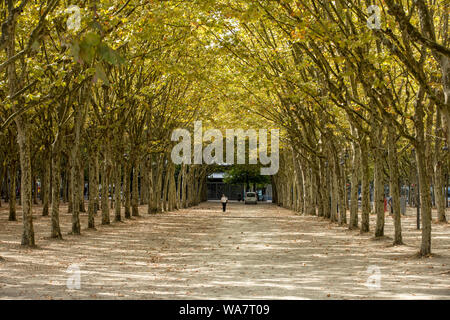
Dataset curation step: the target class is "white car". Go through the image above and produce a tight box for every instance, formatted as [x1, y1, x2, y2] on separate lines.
[245, 192, 257, 204]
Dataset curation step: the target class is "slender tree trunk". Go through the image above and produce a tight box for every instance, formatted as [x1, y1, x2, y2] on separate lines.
[124, 162, 131, 219]
[68, 165, 73, 213]
[88, 153, 97, 229]
[181, 164, 187, 208]
[162, 163, 170, 212]
[176, 164, 182, 209]
[131, 158, 139, 217]
[156, 160, 164, 212]
[114, 162, 122, 222]
[70, 99, 84, 235]
[51, 145, 62, 239]
[415, 90, 432, 256]
[373, 125, 385, 238]
[168, 164, 176, 211]
[16, 123, 35, 246]
[434, 108, 447, 222]
[42, 152, 50, 216]
[8, 162, 17, 221]
[140, 162, 147, 205]
[322, 159, 330, 219]
[79, 163, 86, 213]
[70, 155, 81, 234]
[331, 156, 339, 223]
[360, 138, 370, 233]
[148, 160, 156, 214]
[101, 158, 110, 225]
[337, 160, 346, 225]
[387, 122, 403, 245]
[349, 142, 359, 229]
[6, 7, 34, 245]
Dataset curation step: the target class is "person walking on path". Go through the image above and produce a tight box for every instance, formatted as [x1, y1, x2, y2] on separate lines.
[221, 194, 228, 212]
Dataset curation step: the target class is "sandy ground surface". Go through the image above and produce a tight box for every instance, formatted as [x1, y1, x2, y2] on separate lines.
[0, 201, 449, 299]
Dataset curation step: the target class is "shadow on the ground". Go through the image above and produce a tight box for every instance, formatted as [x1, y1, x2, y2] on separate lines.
[0, 202, 449, 299]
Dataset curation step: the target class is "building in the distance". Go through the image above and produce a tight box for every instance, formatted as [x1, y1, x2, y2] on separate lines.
[206, 172, 272, 201]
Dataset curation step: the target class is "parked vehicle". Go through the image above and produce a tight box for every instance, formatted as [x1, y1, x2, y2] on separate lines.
[245, 192, 257, 204]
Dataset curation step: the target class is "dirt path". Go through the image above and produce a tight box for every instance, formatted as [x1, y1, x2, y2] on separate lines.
[0, 201, 449, 299]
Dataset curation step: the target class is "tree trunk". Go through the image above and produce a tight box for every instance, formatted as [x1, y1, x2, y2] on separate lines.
[349, 142, 359, 229]
[434, 107, 447, 222]
[140, 162, 147, 205]
[156, 160, 164, 212]
[337, 160, 347, 225]
[181, 164, 187, 208]
[131, 159, 139, 217]
[51, 144, 63, 239]
[79, 164, 86, 213]
[162, 163, 170, 212]
[415, 91, 432, 256]
[70, 155, 81, 234]
[176, 164, 182, 209]
[331, 156, 339, 223]
[16, 124, 35, 246]
[8, 162, 17, 221]
[387, 122, 403, 245]
[114, 162, 122, 222]
[124, 162, 131, 219]
[6, 8, 34, 245]
[360, 138, 370, 233]
[101, 158, 110, 225]
[148, 160, 157, 214]
[373, 125, 385, 238]
[168, 164, 176, 211]
[42, 152, 50, 216]
[87, 153, 97, 229]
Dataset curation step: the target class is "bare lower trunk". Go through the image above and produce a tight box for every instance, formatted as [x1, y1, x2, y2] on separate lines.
[101, 159, 110, 225]
[51, 147, 62, 239]
[42, 153, 50, 216]
[337, 162, 346, 225]
[124, 162, 131, 219]
[79, 164, 86, 213]
[434, 108, 447, 223]
[176, 164, 182, 210]
[88, 153, 97, 229]
[162, 164, 170, 212]
[349, 142, 359, 229]
[416, 91, 432, 256]
[114, 162, 122, 222]
[140, 162, 147, 205]
[8, 162, 17, 221]
[360, 138, 370, 233]
[181, 164, 187, 208]
[156, 161, 163, 212]
[17, 123, 35, 246]
[148, 161, 156, 214]
[70, 155, 81, 235]
[168, 164, 176, 211]
[131, 159, 139, 217]
[331, 156, 339, 223]
[373, 125, 385, 238]
[387, 123, 403, 245]
[322, 159, 330, 219]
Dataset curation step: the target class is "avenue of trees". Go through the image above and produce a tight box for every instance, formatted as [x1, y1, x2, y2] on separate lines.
[0, 0, 449, 258]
